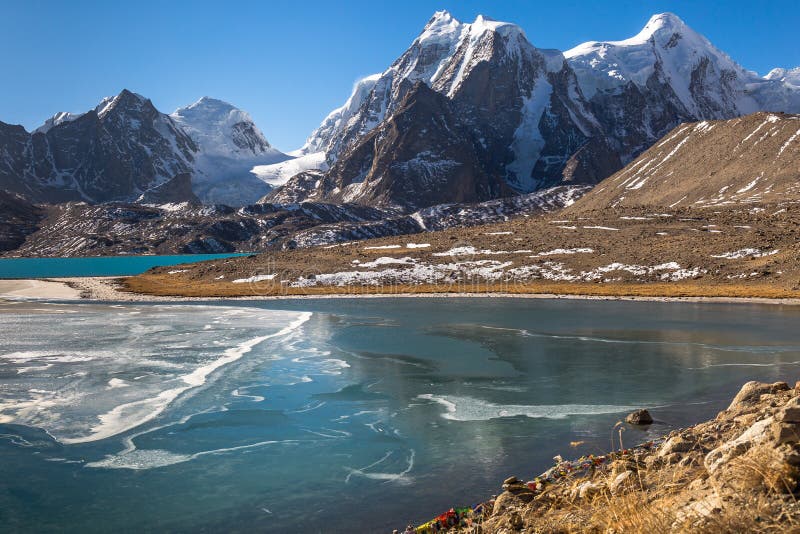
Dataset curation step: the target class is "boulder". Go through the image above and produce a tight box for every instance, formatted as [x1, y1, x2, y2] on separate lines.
[658, 435, 697, 457]
[726, 381, 789, 413]
[509, 511, 524, 530]
[492, 491, 523, 516]
[609, 470, 634, 495]
[775, 398, 800, 424]
[625, 409, 654, 425]
[772, 422, 800, 445]
[705, 417, 773, 474]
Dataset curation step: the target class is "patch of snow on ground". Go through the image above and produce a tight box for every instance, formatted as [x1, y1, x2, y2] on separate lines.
[736, 174, 762, 194]
[580, 262, 705, 282]
[711, 249, 778, 259]
[232, 274, 276, 284]
[364, 245, 401, 250]
[359, 257, 417, 268]
[158, 202, 190, 212]
[432, 246, 532, 257]
[533, 248, 594, 257]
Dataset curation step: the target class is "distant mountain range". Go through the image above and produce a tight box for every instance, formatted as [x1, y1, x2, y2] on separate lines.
[0, 11, 798, 217]
[0, 91, 288, 206]
[271, 11, 800, 210]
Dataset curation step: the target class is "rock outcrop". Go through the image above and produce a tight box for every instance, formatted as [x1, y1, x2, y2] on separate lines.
[0, 190, 43, 252]
[446, 380, 800, 533]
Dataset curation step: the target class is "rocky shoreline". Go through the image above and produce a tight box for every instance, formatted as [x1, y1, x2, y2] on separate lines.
[408, 380, 800, 533]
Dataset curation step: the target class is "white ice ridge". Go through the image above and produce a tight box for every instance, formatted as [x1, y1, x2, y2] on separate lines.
[61, 311, 312, 444]
[417, 394, 635, 422]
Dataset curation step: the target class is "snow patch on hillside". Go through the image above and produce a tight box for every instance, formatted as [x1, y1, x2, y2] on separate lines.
[251, 152, 329, 187]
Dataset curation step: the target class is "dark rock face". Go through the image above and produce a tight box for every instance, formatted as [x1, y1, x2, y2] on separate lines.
[322, 82, 515, 210]
[287, 185, 588, 247]
[2, 185, 585, 257]
[0, 90, 197, 204]
[3, 201, 375, 257]
[137, 173, 200, 205]
[0, 122, 39, 199]
[264, 170, 328, 204]
[287, 12, 799, 212]
[626, 409, 654, 425]
[280, 16, 610, 211]
[580, 76, 693, 163]
[0, 191, 43, 252]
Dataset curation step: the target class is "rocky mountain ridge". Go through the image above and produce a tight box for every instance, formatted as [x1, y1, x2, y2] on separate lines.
[276, 11, 800, 211]
[1, 186, 584, 257]
[0, 91, 288, 206]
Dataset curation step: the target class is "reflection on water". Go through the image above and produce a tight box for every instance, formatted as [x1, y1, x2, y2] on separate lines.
[1, 297, 800, 532]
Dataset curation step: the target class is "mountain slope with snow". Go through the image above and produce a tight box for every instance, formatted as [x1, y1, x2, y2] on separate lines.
[1, 90, 198, 204]
[765, 67, 800, 88]
[0, 92, 291, 205]
[569, 112, 800, 211]
[278, 11, 800, 212]
[171, 97, 290, 205]
[565, 13, 800, 162]
[273, 11, 618, 210]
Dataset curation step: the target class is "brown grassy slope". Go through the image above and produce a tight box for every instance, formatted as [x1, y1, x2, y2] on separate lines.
[568, 112, 800, 212]
[124, 203, 800, 299]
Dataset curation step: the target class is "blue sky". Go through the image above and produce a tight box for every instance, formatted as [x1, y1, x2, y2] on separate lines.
[1, 0, 798, 151]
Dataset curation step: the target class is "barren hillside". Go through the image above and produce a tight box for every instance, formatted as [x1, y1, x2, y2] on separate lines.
[570, 112, 800, 211]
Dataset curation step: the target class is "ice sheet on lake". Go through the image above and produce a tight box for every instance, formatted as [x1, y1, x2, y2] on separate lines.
[0, 303, 311, 444]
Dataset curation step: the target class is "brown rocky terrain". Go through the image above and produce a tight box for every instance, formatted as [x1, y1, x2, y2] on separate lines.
[436, 380, 800, 533]
[124, 201, 799, 299]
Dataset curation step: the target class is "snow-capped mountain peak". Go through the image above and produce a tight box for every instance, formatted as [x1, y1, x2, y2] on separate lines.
[301, 11, 546, 162]
[625, 12, 688, 44]
[565, 11, 765, 123]
[34, 111, 84, 134]
[418, 10, 463, 44]
[469, 14, 526, 40]
[171, 96, 275, 158]
[170, 96, 289, 205]
[765, 67, 800, 88]
[94, 89, 152, 119]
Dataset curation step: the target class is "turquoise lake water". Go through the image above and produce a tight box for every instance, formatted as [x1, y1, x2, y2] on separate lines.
[0, 254, 249, 279]
[1, 297, 800, 532]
